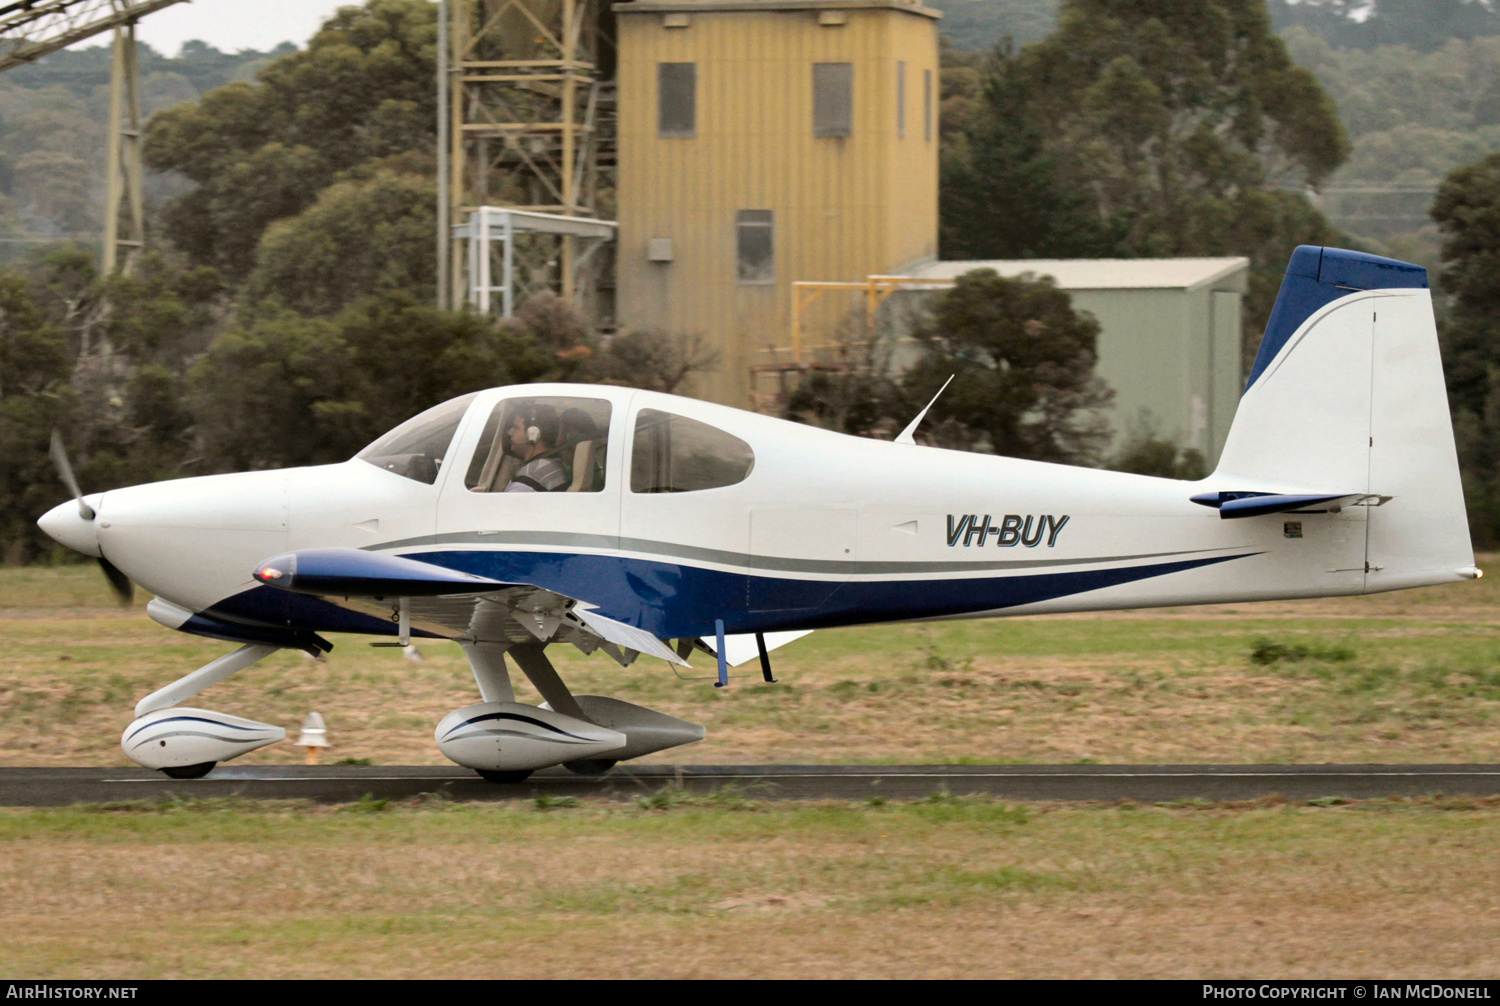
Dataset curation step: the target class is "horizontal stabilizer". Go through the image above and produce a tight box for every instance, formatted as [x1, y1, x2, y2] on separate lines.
[253, 548, 516, 597]
[1191, 491, 1363, 520]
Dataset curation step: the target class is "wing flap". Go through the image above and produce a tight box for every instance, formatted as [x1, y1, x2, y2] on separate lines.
[573, 606, 690, 666]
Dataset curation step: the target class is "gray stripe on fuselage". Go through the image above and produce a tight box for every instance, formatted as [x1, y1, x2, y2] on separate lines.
[363, 530, 1247, 576]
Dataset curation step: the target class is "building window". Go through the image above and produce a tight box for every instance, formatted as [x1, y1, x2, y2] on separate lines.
[658, 62, 696, 138]
[736, 210, 774, 284]
[923, 68, 933, 141]
[813, 62, 853, 138]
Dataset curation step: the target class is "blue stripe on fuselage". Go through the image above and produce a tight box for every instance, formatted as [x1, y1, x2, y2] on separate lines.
[201, 550, 1255, 641]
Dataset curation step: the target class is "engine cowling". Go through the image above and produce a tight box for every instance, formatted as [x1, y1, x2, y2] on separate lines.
[122, 707, 285, 770]
[435, 702, 626, 772]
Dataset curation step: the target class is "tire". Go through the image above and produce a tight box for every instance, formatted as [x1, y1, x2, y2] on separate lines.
[563, 758, 617, 776]
[477, 769, 533, 784]
[161, 762, 216, 780]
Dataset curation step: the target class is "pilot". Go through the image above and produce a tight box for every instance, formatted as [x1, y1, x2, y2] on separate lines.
[502, 405, 568, 493]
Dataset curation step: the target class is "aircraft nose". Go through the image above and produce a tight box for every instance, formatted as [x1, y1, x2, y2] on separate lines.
[37, 498, 102, 557]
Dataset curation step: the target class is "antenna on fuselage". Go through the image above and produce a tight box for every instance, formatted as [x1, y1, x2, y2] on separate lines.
[894, 374, 954, 445]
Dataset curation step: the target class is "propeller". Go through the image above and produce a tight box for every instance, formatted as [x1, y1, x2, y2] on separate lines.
[48, 430, 133, 606]
[49, 430, 94, 520]
[98, 556, 133, 606]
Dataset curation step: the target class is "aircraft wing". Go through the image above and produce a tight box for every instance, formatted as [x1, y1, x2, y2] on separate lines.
[252, 548, 689, 667]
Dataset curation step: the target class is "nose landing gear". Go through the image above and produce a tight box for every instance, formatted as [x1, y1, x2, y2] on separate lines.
[121, 644, 288, 777]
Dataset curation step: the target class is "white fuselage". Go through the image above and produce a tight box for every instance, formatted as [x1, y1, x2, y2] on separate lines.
[42, 383, 1468, 644]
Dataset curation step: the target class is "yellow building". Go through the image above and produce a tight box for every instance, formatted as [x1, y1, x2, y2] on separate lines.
[613, 0, 941, 407]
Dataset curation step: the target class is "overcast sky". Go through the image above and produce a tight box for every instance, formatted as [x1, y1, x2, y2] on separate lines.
[110, 0, 366, 57]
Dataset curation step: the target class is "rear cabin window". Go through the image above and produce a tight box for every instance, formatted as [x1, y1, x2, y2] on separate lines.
[630, 409, 755, 493]
[357, 392, 478, 485]
[465, 396, 612, 493]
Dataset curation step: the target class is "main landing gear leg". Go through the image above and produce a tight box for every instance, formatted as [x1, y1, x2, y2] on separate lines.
[460, 640, 515, 704]
[456, 641, 533, 782]
[508, 644, 617, 776]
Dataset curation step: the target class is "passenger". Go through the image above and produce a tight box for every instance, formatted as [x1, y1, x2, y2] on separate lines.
[502, 405, 568, 492]
[558, 408, 601, 492]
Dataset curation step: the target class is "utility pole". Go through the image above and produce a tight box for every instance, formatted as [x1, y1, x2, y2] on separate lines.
[0, 0, 189, 275]
[102, 19, 143, 275]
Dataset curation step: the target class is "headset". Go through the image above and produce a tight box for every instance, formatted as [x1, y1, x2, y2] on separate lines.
[515, 404, 558, 449]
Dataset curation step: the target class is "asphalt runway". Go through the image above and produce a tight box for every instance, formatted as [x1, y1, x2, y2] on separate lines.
[2, 763, 1500, 806]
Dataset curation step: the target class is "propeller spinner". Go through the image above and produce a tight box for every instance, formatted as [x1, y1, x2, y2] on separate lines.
[43, 431, 133, 606]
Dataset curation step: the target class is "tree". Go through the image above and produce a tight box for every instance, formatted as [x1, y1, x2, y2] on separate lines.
[1430, 152, 1500, 544]
[333, 293, 553, 442]
[592, 331, 722, 394]
[143, 0, 437, 282]
[903, 270, 1114, 464]
[188, 305, 356, 472]
[190, 293, 553, 472]
[1019, 0, 1346, 231]
[0, 268, 75, 562]
[940, 41, 1122, 260]
[941, 0, 1352, 358]
[247, 166, 436, 315]
[1110, 413, 1207, 479]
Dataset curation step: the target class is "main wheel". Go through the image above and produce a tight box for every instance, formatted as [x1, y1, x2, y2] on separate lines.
[563, 758, 617, 776]
[477, 769, 533, 784]
[161, 762, 216, 779]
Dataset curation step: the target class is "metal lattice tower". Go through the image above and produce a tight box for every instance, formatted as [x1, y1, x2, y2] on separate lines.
[442, 0, 616, 316]
[0, 0, 188, 274]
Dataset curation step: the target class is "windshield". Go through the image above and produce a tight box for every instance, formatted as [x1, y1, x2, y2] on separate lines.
[356, 393, 479, 484]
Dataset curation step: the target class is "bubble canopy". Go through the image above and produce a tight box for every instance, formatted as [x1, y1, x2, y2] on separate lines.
[356, 393, 478, 484]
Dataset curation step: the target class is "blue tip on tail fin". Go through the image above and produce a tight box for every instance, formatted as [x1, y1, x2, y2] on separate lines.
[1245, 246, 1429, 393]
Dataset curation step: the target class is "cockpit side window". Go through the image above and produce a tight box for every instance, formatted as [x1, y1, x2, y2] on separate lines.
[630, 409, 755, 493]
[356, 393, 478, 485]
[465, 396, 612, 493]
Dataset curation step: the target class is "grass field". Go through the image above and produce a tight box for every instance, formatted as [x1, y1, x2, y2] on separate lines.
[1, 795, 1497, 978]
[3, 565, 1500, 978]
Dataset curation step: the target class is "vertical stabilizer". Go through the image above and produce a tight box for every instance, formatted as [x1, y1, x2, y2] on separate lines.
[1213, 246, 1474, 592]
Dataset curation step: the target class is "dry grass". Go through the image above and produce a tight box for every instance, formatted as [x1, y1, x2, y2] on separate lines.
[0, 795, 1497, 978]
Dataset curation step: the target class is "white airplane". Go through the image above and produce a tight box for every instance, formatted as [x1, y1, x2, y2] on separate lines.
[37, 246, 1477, 781]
